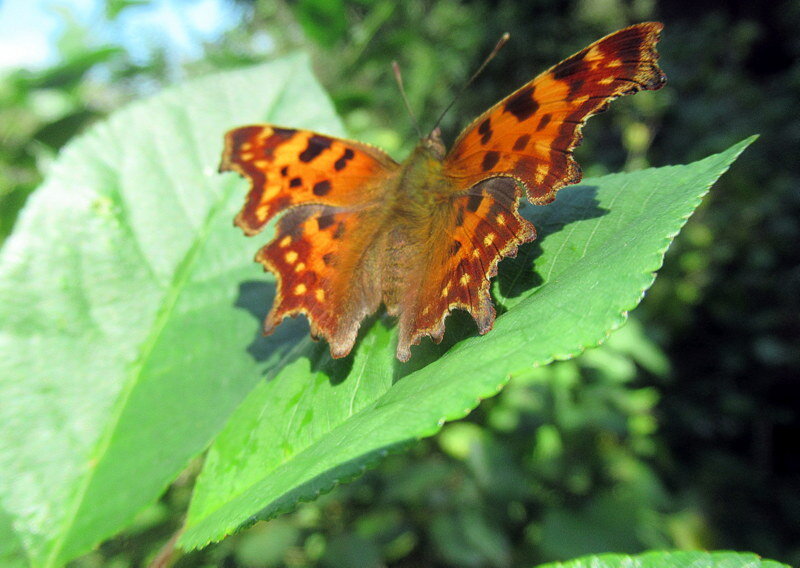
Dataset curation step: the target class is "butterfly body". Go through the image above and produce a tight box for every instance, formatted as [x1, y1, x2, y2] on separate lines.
[221, 23, 666, 361]
[342, 133, 464, 328]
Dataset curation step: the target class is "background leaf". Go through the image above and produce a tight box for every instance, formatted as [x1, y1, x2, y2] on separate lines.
[0, 54, 344, 568]
[180, 136, 755, 548]
[0, 506, 27, 568]
[535, 550, 790, 568]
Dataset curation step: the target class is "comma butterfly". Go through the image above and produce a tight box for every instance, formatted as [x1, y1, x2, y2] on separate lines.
[220, 23, 666, 361]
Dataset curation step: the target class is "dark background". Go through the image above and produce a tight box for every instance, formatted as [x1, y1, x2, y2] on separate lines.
[1, 1, 797, 566]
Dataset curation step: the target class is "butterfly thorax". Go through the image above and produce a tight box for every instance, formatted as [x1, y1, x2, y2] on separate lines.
[375, 131, 458, 313]
[396, 140, 445, 197]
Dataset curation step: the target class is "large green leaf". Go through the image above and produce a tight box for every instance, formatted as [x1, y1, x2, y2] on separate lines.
[0, 506, 27, 568]
[180, 135, 755, 547]
[535, 551, 789, 568]
[0, 54, 344, 567]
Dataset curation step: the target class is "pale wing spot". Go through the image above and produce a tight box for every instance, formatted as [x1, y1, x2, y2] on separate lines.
[535, 164, 548, 184]
[241, 142, 252, 151]
[294, 262, 306, 273]
[495, 213, 506, 226]
[240, 152, 254, 161]
[315, 288, 325, 302]
[607, 59, 623, 68]
[460, 273, 471, 286]
[422, 305, 430, 316]
[573, 95, 590, 105]
[263, 186, 280, 200]
[586, 46, 603, 61]
[599, 76, 614, 85]
[472, 249, 481, 259]
[279, 235, 292, 248]
[483, 233, 496, 247]
[294, 283, 307, 295]
[440, 284, 450, 298]
[255, 159, 268, 169]
[285, 250, 298, 264]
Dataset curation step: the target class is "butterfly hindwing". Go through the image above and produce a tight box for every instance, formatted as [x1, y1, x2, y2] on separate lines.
[257, 203, 387, 357]
[397, 178, 536, 361]
[444, 22, 666, 202]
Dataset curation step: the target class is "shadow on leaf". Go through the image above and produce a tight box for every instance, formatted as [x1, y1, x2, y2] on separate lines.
[496, 184, 607, 306]
[235, 185, 607, 377]
[235, 281, 380, 383]
[235, 280, 310, 368]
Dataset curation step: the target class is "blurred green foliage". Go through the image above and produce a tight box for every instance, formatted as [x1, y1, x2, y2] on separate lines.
[1, 0, 797, 567]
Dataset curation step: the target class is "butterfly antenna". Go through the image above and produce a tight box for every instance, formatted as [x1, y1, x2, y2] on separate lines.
[392, 61, 424, 139]
[431, 32, 510, 133]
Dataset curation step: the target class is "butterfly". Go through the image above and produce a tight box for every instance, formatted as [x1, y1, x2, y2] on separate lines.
[220, 22, 666, 362]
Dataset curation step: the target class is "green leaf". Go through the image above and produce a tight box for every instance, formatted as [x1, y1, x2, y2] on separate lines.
[534, 550, 790, 568]
[292, 0, 349, 48]
[0, 506, 28, 568]
[0, 54, 343, 567]
[180, 137, 756, 548]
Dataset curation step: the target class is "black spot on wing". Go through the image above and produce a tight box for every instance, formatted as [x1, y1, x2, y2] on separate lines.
[289, 177, 302, 188]
[536, 114, 551, 131]
[317, 214, 335, 231]
[513, 134, 530, 151]
[450, 240, 462, 255]
[504, 85, 539, 122]
[334, 148, 355, 171]
[477, 118, 493, 145]
[481, 151, 500, 171]
[313, 180, 331, 196]
[299, 135, 332, 163]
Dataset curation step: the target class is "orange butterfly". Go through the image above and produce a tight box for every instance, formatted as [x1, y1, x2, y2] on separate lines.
[220, 23, 666, 361]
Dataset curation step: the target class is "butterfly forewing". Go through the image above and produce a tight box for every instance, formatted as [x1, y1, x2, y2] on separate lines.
[444, 22, 666, 202]
[221, 126, 399, 234]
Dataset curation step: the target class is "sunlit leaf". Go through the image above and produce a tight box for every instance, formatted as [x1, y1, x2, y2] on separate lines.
[0, 53, 342, 568]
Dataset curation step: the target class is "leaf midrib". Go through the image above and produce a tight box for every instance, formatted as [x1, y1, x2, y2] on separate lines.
[45, 185, 225, 567]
